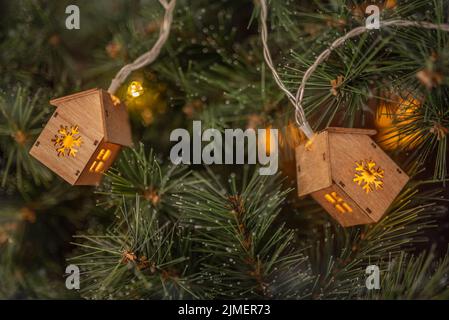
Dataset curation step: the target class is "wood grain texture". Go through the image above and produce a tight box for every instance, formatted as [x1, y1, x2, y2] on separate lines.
[76, 141, 122, 186]
[311, 184, 374, 227]
[29, 110, 100, 185]
[30, 88, 132, 186]
[55, 93, 104, 140]
[100, 90, 133, 147]
[296, 126, 409, 226]
[50, 88, 100, 106]
[325, 127, 377, 136]
[296, 130, 332, 196]
[328, 132, 409, 222]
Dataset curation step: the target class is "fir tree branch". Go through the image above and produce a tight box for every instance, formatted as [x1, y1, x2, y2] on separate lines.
[176, 168, 314, 299]
[0, 86, 53, 189]
[70, 196, 206, 299]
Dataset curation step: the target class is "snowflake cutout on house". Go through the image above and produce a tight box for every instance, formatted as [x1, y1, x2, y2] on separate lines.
[353, 160, 384, 194]
[51, 125, 82, 157]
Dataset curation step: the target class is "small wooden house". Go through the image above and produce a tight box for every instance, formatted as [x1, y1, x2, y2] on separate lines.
[30, 88, 132, 186]
[295, 127, 409, 227]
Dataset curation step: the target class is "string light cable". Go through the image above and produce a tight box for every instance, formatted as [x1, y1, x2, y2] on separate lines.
[258, 0, 449, 141]
[108, 0, 177, 95]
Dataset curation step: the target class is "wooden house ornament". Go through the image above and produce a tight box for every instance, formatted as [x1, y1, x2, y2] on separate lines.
[30, 89, 132, 186]
[296, 127, 409, 227]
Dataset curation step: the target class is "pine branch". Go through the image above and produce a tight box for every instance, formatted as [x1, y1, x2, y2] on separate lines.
[299, 182, 447, 299]
[385, 88, 449, 181]
[70, 196, 206, 299]
[98, 143, 199, 220]
[176, 168, 314, 299]
[365, 249, 449, 299]
[0, 86, 53, 189]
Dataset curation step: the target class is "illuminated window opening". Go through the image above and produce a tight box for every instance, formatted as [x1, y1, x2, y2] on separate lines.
[94, 161, 104, 173]
[89, 161, 97, 172]
[102, 149, 111, 161]
[324, 192, 353, 213]
[89, 148, 112, 173]
[97, 149, 105, 159]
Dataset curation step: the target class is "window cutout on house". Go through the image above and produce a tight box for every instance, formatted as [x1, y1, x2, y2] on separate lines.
[97, 149, 106, 159]
[89, 148, 112, 173]
[102, 149, 111, 161]
[324, 192, 353, 213]
[89, 161, 97, 172]
[94, 161, 104, 173]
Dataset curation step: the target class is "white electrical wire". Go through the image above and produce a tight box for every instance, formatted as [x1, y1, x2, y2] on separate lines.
[258, 0, 449, 140]
[259, 0, 313, 140]
[108, 0, 176, 95]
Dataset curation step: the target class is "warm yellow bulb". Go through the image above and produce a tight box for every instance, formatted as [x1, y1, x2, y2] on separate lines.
[304, 133, 317, 151]
[127, 81, 144, 98]
[375, 95, 422, 151]
[111, 95, 121, 107]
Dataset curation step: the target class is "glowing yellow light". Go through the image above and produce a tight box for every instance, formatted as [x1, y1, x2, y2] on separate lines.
[375, 95, 422, 151]
[259, 126, 275, 155]
[90, 149, 112, 173]
[385, 0, 397, 9]
[324, 193, 336, 204]
[51, 125, 82, 157]
[353, 160, 384, 194]
[265, 126, 272, 155]
[89, 161, 97, 172]
[102, 149, 111, 161]
[127, 81, 144, 98]
[94, 161, 104, 173]
[304, 133, 317, 151]
[342, 203, 353, 213]
[324, 192, 353, 213]
[97, 149, 106, 159]
[111, 95, 121, 107]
